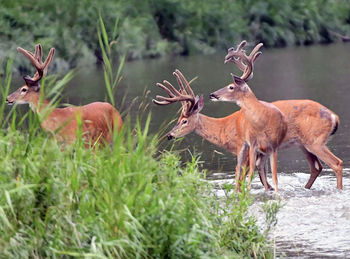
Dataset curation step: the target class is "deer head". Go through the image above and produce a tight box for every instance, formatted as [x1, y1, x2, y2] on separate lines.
[209, 41, 263, 106]
[153, 69, 203, 139]
[6, 44, 55, 105]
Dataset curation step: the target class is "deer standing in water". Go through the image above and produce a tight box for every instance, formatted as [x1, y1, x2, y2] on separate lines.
[6, 44, 123, 147]
[210, 41, 343, 190]
[153, 68, 342, 191]
[210, 42, 288, 192]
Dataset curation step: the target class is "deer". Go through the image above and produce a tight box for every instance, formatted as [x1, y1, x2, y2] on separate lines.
[210, 41, 343, 190]
[210, 42, 288, 192]
[153, 69, 342, 191]
[6, 44, 123, 147]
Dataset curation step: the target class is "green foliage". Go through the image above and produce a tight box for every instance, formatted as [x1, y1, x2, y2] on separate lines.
[98, 14, 125, 108]
[263, 199, 282, 234]
[241, 0, 350, 47]
[0, 23, 279, 257]
[0, 118, 275, 257]
[219, 176, 273, 258]
[1, 0, 350, 71]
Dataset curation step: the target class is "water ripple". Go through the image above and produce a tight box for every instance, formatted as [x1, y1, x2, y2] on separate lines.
[210, 169, 350, 258]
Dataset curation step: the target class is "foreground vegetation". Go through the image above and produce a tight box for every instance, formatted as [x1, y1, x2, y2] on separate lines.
[1, 0, 350, 70]
[0, 56, 279, 258]
[0, 121, 275, 258]
[0, 17, 280, 257]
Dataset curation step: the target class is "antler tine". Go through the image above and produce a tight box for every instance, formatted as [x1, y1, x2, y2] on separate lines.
[17, 44, 55, 82]
[225, 41, 263, 81]
[154, 81, 193, 103]
[173, 72, 189, 101]
[153, 70, 197, 116]
[173, 73, 192, 114]
[156, 81, 175, 98]
[224, 41, 247, 72]
[174, 69, 195, 98]
[34, 44, 42, 62]
[17, 47, 40, 69]
[152, 99, 171, 105]
[236, 40, 247, 52]
[239, 42, 263, 81]
[225, 55, 246, 71]
[248, 43, 263, 59]
[163, 80, 182, 97]
[173, 70, 197, 116]
[42, 48, 55, 76]
[153, 77, 194, 107]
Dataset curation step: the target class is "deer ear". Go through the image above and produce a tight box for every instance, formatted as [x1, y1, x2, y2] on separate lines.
[231, 74, 245, 86]
[191, 95, 204, 114]
[33, 85, 40, 92]
[23, 76, 40, 91]
[23, 76, 37, 86]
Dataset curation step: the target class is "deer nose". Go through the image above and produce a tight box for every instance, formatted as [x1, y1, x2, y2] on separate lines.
[167, 134, 174, 140]
[209, 93, 218, 100]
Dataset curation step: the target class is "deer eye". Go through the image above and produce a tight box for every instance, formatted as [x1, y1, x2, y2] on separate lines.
[182, 119, 188, 125]
[21, 87, 28, 93]
[229, 85, 234, 90]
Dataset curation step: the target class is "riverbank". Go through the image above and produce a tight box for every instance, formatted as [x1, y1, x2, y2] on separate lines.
[1, 0, 349, 72]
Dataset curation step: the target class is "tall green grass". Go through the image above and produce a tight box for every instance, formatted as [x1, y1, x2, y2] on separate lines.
[0, 19, 277, 258]
[0, 118, 273, 258]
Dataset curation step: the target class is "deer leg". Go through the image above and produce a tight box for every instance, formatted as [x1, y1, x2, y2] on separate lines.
[247, 146, 257, 190]
[300, 146, 323, 189]
[265, 159, 274, 191]
[235, 164, 241, 192]
[256, 154, 273, 191]
[305, 145, 343, 189]
[235, 145, 249, 191]
[270, 151, 279, 192]
[240, 150, 249, 181]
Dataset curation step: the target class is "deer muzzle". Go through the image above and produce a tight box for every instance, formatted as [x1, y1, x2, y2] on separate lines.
[6, 96, 14, 105]
[209, 93, 219, 101]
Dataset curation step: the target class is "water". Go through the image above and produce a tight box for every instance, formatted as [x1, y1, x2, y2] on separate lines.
[212, 169, 350, 258]
[11, 43, 350, 257]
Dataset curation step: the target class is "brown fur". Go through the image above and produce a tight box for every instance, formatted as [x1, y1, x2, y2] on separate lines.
[210, 78, 288, 192]
[168, 99, 342, 190]
[155, 66, 343, 191]
[6, 45, 122, 147]
[7, 86, 122, 146]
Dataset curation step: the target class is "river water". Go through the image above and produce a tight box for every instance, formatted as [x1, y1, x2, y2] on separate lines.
[12, 43, 350, 257]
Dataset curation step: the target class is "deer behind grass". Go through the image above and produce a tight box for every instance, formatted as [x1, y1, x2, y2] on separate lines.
[6, 44, 123, 147]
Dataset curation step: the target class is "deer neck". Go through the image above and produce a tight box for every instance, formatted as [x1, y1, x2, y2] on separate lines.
[239, 94, 267, 129]
[28, 94, 65, 132]
[28, 93, 51, 114]
[195, 113, 236, 151]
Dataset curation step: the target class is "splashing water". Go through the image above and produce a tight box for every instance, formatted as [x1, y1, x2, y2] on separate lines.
[211, 168, 350, 258]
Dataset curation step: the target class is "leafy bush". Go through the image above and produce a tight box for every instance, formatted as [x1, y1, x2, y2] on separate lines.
[1, 0, 349, 71]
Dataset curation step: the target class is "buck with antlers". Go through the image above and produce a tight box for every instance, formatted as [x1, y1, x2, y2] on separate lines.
[153, 68, 342, 191]
[6, 44, 123, 147]
[210, 41, 342, 190]
[210, 41, 288, 192]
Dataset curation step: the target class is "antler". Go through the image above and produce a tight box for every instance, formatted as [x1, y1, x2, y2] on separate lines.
[17, 44, 55, 82]
[224, 40, 263, 81]
[153, 69, 196, 116]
